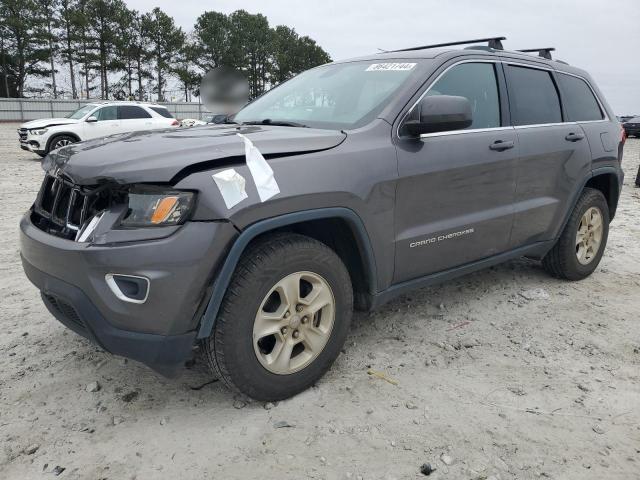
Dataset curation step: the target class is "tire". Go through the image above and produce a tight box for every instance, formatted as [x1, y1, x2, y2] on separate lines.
[204, 233, 353, 401]
[542, 188, 609, 280]
[47, 134, 77, 153]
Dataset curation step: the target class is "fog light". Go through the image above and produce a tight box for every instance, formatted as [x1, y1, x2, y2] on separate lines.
[105, 274, 150, 304]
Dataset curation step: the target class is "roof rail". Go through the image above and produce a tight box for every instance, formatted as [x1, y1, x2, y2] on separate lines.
[517, 48, 555, 60]
[391, 36, 506, 53]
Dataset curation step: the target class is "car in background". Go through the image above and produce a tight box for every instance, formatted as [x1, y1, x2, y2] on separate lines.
[180, 114, 229, 128]
[622, 116, 640, 138]
[203, 113, 229, 124]
[180, 113, 229, 127]
[18, 102, 179, 157]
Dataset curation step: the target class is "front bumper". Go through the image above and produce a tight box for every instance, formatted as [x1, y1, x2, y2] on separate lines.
[20, 211, 237, 375]
[20, 140, 45, 154]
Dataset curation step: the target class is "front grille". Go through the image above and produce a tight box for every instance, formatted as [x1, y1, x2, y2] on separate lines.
[18, 128, 27, 141]
[43, 293, 85, 331]
[32, 174, 110, 240]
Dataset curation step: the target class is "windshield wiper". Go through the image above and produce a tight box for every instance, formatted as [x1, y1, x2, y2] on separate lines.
[241, 118, 309, 128]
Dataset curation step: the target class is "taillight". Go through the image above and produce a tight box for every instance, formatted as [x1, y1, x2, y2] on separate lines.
[171, 120, 179, 126]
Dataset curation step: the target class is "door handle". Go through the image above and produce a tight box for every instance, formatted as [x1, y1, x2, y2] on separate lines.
[565, 132, 585, 142]
[489, 140, 514, 151]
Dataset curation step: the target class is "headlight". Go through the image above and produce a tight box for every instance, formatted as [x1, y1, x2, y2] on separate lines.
[31, 128, 48, 135]
[120, 187, 196, 227]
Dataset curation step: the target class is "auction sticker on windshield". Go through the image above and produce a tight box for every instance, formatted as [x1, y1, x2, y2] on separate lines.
[366, 63, 416, 71]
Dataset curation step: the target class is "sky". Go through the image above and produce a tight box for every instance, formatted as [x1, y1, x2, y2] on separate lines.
[128, 0, 640, 114]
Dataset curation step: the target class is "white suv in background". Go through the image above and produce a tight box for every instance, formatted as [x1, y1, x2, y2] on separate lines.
[18, 102, 179, 157]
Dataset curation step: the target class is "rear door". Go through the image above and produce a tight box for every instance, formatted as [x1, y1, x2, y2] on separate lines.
[505, 64, 592, 247]
[556, 72, 617, 171]
[149, 106, 176, 127]
[393, 61, 519, 283]
[117, 105, 154, 133]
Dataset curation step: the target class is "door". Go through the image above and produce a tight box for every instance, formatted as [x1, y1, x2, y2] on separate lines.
[393, 61, 519, 283]
[117, 105, 154, 133]
[556, 72, 617, 172]
[83, 105, 120, 139]
[504, 64, 593, 247]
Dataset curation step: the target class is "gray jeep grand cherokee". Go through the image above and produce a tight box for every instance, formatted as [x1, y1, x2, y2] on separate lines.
[20, 37, 625, 400]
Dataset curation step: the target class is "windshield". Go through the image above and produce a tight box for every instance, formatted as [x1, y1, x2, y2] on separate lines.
[66, 104, 97, 119]
[234, 61, 420, 130]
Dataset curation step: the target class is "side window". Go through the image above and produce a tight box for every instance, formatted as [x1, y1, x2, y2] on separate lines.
[94, 106, 117, 121]
[558, 74, 603, 122]
[506, 66, 562, 126]
[118, 105, 152, 119]
[150, 107, 174, 118]
[425, 62, 501, 129]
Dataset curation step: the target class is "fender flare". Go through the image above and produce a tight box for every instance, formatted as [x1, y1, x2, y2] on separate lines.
[196, 207, 378, 339]
[554, 166, 623, 241]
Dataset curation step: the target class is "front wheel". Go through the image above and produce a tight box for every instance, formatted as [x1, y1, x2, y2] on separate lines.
[543, 188, 609, 280]
[47, 135, 77, 153]
[204, 233, 353, 401]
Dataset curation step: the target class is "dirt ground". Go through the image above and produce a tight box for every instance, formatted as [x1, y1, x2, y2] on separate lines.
[0, 121, 638, 480]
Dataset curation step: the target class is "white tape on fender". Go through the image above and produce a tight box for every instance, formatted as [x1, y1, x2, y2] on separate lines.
[212, 168, 248, 209]
[237, 133, 280, 202]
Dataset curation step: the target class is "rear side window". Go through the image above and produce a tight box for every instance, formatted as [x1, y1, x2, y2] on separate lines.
[506, 66, 562, 126]
[118, 105, 152, 119]
[557, 74, 603, 122]
[426, 62, 500, 129]
[150, 107, 174, 118]
[95, 106, 117, 121]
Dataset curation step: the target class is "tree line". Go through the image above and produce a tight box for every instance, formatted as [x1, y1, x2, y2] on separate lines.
[0, 0, 332, 101]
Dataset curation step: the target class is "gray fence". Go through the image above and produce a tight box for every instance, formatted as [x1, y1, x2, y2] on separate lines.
[0, 98, 209, 122]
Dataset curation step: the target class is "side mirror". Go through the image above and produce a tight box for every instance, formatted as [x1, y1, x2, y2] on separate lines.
[403, 95, 472, 136]
[86, 116, 98, 123]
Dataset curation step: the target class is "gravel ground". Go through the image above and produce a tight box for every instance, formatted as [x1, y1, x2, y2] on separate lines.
[1, 122, 639, 480]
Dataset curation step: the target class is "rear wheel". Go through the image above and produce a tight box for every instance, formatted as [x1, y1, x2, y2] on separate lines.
[47, 135, 77, 153]
[204, 233, 353, 401]
[543, 188, 609, 280]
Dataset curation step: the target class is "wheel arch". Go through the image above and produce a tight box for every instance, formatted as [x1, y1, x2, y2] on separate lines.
[196, 207, 378, 339]
[46, 132, 81, 152]
[539, 166, 622, 261]
[584, 170, 621, 220]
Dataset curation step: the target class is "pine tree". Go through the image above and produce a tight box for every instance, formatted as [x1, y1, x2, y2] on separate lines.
[0, 0, 50, 97]
[142, 7, 184, 101]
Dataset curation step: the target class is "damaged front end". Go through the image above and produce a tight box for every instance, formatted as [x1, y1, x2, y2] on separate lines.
[32, 172, 124, 241]
[31, 171, 197, 245]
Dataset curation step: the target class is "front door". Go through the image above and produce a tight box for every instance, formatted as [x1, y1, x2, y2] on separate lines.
[84, 105, 120, 140]
[393, 61, 519, 283]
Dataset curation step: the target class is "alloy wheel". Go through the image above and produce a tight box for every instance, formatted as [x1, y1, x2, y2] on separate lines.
[575, 206, 603, 265]
[253, 271, 335, 375]
[53, 138, 72, 149]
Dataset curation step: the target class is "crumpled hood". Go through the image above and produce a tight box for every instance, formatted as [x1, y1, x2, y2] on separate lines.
[44, 124, 347, 185]
[21, 117, 79, 129]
